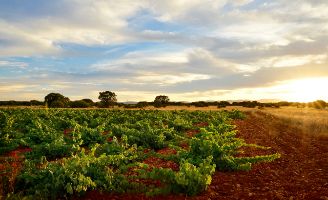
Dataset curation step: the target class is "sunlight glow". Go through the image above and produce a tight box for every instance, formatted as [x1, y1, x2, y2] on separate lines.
[277, 77, 328, 102]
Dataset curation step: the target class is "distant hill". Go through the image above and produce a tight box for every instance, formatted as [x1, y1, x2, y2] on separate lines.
[225, 99, 281, 103]
[121, 101, 138, 104]
[257, 99, 281, 103]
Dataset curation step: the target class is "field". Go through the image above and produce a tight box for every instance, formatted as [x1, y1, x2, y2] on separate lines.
[0, 108, 281, 199]
[259, 107, 328, 136]
[0, 107, 327, 199]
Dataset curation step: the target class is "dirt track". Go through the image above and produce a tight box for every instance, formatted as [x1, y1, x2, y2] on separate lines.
[81, 111, 328, 200]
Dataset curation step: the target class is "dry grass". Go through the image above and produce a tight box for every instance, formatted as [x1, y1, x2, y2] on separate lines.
[257, 107, 328, 136]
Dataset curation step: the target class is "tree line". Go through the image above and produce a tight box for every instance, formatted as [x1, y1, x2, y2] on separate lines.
[0, 91, 327, 109]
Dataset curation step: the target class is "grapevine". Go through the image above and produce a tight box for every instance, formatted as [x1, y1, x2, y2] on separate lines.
[0, 108, 280, 198]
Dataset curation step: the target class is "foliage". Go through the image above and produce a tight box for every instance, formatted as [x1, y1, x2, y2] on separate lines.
[44, 93, 70, 108]
[154, 95, 170, 107]
[70, 100, 91, 108]
[81, 99, 94, 105]
[0, 108, 280, 199]
[30, 100, 44, 106]
[98, 91, 117, 107]
[136, 101, 149, 108]
[173, 157, 215, 195]
[308, 100, 327, 109]
[191, 101, 209, 107]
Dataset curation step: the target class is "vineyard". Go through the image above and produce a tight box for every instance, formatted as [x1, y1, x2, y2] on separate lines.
[0, 109, 280, 199]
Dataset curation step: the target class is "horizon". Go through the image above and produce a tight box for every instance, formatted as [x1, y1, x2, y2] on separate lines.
[0, 95, 323, 104]
[1, 1, 328, 102]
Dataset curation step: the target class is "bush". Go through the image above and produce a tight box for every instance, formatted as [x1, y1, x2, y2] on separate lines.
[192, 101, 208, 107]
[309, 100, 326, 109]
[70, 100, 91, 108]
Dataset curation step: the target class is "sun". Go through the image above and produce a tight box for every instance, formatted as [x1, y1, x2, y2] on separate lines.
[279, 78, 328, 102]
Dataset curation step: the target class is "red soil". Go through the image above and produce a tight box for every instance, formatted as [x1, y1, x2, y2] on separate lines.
[186, 129, 200, 138]
[3, 146, 32, 159]
[143, 149, 151, 154]
[124, 147, 179, 189]
[186, 122, 209, 138]
[193, 122, 209, 127]
[102, 131, 110, 135]
[143, 157, 179, 171]
[0, 164, 6, 172]
[125, 166, 162, 187]
[63, 128, 73, 135]
[156, 147, 177, 155]
[79, 190, 149, 200]
[179, 142, 189, 150]
[0, 146, 32, 194]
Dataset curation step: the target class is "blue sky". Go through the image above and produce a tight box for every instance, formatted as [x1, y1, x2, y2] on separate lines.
[0, 0, 328, 102]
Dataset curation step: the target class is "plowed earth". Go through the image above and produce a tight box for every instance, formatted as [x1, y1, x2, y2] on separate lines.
[80, 111, 328, 200]
[0, 147, 32, 195]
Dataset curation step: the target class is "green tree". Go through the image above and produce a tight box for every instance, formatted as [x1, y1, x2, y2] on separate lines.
[217, 101, 230, 108]
[154, 95, 170, 107]
[98, 91, 117, 107]
[137, 101, 149, 108]
[70, 99, 94, 108]
[81, 99, 94, 106]
[44, 93, 70, 108]
[70, 100, 90, 108]
[30, 100, 44, 106]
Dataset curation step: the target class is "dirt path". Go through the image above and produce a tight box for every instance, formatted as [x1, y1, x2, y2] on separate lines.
[81, 111, 328, 200]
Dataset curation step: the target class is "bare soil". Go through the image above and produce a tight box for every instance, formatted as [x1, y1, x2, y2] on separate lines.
[80, 111, 328, 200]
[204, 111, 328, 200]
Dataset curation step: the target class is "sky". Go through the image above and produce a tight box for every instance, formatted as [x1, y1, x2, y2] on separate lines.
[0, 0, 328, 102]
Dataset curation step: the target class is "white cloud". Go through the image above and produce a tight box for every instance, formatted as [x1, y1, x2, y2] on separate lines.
[115, 50, 189, 65]
[272, 54, 327, 67]
[133, 73, 211, 85]
[0, 84, 33, 92]
[0, 1, 143, 56]
[91, 50, 189, 75]
[244, 54, 328, 69]
[0, 60, 28, 68]
[216, 21, 292, 45]
[148, 0, 223, 22]
[1, 0, 328, 58]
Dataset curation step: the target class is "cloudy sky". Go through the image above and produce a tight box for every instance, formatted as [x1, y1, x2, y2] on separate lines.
[1, 0, 328, 102]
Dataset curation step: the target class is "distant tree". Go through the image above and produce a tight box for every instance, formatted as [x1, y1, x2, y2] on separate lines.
[154, 95, 170, 107]
[44, 93, 70, 108]
[69, 99, 94, 107]
[98, 91, 117, 107]
[241, 101, 258, 108]
[218, 101, 230, 108]
[30, 100, 44, 106]
[192, 101, 208, 107]
[70, 100, 90, 108]
[81, 99, 94, 105]
[277, 101, 291, 107]
[310, 100, 327, 109]
[136, 101, 149, 108]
